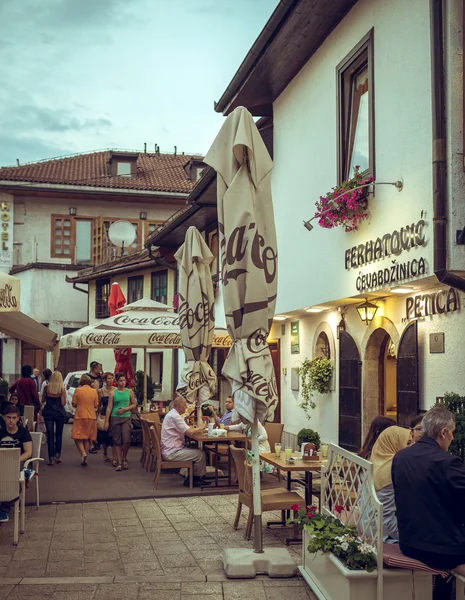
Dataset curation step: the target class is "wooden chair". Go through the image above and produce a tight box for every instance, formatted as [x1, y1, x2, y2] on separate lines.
[26, 432, 44, 508]
[264, 422, 284, 452]
[23, 406, 35, 431]
[141, 412, 161, 425]
[140, 419, 153, 471]
[230, 446, 302, 540]
[0, 449, 24, 544]
[150, 426, 193, 490]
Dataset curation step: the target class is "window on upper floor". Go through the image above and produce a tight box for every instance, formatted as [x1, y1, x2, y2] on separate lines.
[128, 275, 144, 304]
[52, 216, 73, 258]
[116, 162, 132, 177]
[151, 270, 168, 305]
[95, 278, 110, 319]
[337, 30, 374, 183]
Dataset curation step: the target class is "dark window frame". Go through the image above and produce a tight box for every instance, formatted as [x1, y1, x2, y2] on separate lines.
[337, 29, 375, 184]
[95, 278, 110, 319]
[151, 270, 168, 304]
[127, 275, 144, 304]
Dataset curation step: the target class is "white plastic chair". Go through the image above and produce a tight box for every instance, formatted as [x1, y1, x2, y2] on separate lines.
[23, 406, 35, 431]
[26, 432, 44, 508]
[0, 448, 23, 545]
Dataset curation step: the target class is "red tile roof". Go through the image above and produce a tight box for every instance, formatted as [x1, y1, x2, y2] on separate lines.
[0, 150, 203, 194]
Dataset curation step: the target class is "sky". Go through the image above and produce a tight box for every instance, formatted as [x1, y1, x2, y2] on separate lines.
[0, 0, 278, 167]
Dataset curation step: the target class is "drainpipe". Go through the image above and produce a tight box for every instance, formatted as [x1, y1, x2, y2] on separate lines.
[431, 0, 465, 292]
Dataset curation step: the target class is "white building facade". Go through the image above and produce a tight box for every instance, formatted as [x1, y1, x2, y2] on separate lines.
[215, 0, 465, 449]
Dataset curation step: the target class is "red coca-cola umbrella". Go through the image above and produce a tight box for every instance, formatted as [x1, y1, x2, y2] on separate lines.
[108, 283, 135, 389]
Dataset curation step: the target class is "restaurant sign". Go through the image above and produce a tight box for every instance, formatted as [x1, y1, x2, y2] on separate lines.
[406, 287, 460, 319]
[345, 219, 428, 292]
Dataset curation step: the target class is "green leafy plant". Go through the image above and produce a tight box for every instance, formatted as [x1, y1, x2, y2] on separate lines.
[297, 428, 321, 450]
[0, 377, 9, 398]
[297, 357, 333, 418]
[435, 392, 465, 462]
[133, 370, 155, 405]
[288, 505, 377, 572]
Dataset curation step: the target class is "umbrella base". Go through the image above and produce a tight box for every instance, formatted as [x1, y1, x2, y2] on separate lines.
[223, 547, 297, 579]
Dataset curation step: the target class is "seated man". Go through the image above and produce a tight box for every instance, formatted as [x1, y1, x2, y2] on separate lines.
[0, 403, 33, 523]
[209, 396, 234, 427]
[161, 396, 210, 487]
[392, 407, 465, 594]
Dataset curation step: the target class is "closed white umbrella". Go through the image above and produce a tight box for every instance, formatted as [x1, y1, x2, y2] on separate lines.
[204, 106, 278, 554]
[175, 226, 217, 424]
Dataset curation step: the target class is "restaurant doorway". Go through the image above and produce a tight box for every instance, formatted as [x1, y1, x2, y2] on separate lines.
[338, 331, 362, 451]
[363, 326, 397, 437]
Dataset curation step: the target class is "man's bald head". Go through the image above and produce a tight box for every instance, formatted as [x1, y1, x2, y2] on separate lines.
[173, 396, 187, 413]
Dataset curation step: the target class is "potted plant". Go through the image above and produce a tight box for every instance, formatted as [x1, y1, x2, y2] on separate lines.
[133, 370, 155, 406]
[297, 357, 333, 418]
[297, 428, 321, 451]
[0, 377, 9, 397]
[314, 166, 374, 232]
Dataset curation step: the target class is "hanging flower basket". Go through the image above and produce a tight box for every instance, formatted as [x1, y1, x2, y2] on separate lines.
[314, 166, 374, 232]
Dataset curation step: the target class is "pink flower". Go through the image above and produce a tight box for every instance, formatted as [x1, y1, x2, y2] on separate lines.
[291, 504, 300, 511]
[335, 505, 344, 514]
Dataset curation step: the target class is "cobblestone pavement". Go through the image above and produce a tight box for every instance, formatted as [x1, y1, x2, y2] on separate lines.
[0, 495, 317, 599]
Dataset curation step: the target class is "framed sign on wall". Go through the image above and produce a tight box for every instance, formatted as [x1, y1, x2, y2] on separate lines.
[290, 320, 300, 354]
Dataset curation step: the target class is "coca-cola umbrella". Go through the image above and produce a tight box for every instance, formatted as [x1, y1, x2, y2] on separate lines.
[204, 106, 278, 555]
[59, 299, 232, 406]
[174, 226, 216, 425]
[108, 282, 136, 389]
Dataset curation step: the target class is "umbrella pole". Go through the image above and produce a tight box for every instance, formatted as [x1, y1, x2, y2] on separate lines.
[144, 348, 148, 407]
[251, 418, 263, 553]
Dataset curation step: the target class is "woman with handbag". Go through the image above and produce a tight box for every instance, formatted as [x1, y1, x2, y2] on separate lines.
[105, 372, 137, 472]
[41, 371, 66, 466]
[97, 372, 114, 463]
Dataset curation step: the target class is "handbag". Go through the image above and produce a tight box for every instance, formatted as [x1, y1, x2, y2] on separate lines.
[96, 414, 106, 431]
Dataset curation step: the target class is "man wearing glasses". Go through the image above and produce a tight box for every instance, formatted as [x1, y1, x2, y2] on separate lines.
[410, 414, 424, 443]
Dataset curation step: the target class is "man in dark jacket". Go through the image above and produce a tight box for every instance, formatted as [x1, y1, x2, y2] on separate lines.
[392, 407, 465, 576]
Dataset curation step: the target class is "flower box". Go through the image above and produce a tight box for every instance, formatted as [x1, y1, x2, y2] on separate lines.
[299, 529, 433, 600]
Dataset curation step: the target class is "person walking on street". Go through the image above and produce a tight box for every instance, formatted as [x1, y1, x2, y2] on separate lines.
[31, 368, 41, 393]
[106, 372, 136, 472]
[40, 369, 52, 403]
[98, 372, 115, 463]
[71, 374, 98, 466]
[9, 365, 41, 419]
[41, 371, 67, 466]
[86, 362, 103, 453]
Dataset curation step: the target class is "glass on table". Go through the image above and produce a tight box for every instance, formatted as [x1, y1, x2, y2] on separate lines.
[274, 443, 282, 458]
[321, 443, 329, 458]
[285, 447, 293, 461]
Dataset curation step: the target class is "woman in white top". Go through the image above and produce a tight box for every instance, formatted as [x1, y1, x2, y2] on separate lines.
[225, 420, 271, 454]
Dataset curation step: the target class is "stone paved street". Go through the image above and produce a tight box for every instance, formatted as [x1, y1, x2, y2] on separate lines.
[0, 495, 317, 599]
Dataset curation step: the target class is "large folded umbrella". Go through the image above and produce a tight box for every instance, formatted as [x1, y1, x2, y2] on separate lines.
[108, 283, 136, 389]
[204, 106, 278, 553]
[175, 226, 217, 424]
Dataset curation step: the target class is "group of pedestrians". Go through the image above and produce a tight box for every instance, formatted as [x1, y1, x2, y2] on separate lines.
[71, 364, 136, 471]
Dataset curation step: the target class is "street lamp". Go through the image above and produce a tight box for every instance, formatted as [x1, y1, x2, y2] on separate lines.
[356, 299, 378, 325]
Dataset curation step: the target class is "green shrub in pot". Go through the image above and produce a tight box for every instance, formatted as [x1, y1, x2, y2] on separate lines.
[297, 428, 321, 451]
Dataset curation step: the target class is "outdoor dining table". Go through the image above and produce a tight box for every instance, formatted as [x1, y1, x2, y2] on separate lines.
[260, 452, 326, 544]
[185, 430, 247, 488]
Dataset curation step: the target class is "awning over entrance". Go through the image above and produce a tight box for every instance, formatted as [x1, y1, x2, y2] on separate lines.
[0, 270, 57, 350]
[0, 312, 58, 351]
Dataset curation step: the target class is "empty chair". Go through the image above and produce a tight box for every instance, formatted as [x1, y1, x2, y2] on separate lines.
[0, 448, 23, 544]
[230, 446, 302, 540]
[150, 426, 193, 490]
[264, 422, 284, 453]
[26, 432, 44, 508]
[140, 418, 153, 471]
[141, 412, 161, 424]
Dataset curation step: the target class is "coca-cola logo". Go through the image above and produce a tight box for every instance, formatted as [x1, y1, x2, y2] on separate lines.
[219, 221, 277, 286]
[148, 332, 181, 346]
[85, 332, 121, 345]
[246, 328, 268, 354]
[178, 291, 215, 332]
[212, 334, 232, 347]
[0, 284, 17, 309]
[242, 370, 278, 402]
[113, 315, 179, 327]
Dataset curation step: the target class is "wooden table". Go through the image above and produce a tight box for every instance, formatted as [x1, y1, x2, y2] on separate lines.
[186, 430, 247, 488]
[260, 452, 326, 544]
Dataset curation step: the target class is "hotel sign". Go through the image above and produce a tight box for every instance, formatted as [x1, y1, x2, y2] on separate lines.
[345, 220, 428, 292]
[0, 200, 13, 270]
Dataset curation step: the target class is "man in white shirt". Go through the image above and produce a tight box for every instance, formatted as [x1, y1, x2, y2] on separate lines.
[161, 396, 209, 487]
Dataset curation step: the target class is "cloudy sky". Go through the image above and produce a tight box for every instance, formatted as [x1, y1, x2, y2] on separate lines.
[0, 0, 278, 167]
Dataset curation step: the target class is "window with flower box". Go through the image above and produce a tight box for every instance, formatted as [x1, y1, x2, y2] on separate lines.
[337, 30, 375, 184]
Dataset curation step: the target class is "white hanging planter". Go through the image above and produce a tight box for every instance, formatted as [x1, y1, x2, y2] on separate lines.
[299, 529, 433, 600]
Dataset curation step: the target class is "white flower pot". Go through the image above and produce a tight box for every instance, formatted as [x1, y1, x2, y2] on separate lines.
[299, 529, 434, 600]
